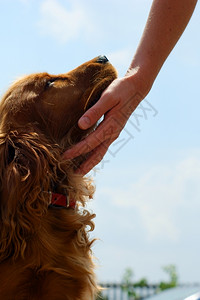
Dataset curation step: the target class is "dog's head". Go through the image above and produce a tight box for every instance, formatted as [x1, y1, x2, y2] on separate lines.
[0, 55, 117, 145]
[0, 56, 117, 261]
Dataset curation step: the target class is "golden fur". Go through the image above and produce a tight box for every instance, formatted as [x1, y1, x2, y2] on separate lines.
[0, 57, 117, 300]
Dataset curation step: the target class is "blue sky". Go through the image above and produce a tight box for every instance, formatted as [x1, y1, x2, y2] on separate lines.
[0, 0, 200, 284]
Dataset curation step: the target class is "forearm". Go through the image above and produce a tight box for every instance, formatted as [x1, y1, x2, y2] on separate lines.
[128, 0, 198, 93]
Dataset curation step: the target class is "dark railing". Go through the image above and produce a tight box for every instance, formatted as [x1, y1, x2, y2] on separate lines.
[96, 283, 200, 300]
[97, 283, 159, 300]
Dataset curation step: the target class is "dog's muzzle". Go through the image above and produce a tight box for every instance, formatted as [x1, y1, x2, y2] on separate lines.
[96, 55, 109, 64]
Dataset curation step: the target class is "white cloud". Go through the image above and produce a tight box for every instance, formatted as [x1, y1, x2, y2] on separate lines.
[91, 153, 200, 282]
[38, 0, 93, 43]
[95, 155, 200, 242]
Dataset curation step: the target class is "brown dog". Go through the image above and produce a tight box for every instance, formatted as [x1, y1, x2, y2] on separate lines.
[0, 56, 117, 300]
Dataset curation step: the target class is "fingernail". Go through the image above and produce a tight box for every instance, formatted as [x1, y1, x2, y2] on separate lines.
[79, 116, 91, 129]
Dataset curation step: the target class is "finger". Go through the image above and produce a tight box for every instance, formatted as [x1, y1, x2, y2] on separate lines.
[62, 138, 93, 159]
[62, 122, 106, 159]
[78, 85, 119, 130]
[63, 114, 120, 159]
[75, 140, 111, 175]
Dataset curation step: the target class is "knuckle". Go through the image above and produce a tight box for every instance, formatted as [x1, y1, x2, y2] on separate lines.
[87, 137, 100, 150]
[89, 106, 102, 120]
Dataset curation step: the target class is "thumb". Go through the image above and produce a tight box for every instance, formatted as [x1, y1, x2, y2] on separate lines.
[78, 105, 102, 130]
[78, 91, 116, 130]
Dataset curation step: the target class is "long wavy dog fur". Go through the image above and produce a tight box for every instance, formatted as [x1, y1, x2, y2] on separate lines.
[0, 56, 117, 300]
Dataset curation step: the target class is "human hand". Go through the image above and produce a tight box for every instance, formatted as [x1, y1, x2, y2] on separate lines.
[62, 70, 149, 175]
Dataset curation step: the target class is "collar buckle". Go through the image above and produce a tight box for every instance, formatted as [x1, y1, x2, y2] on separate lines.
[49, 191, 76, 209]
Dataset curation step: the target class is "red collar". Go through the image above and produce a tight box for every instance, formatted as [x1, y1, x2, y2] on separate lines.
[50, 192, 76, 209]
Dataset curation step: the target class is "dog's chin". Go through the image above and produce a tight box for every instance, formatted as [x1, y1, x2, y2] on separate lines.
[84, 77, 115, 111]
[85, 92, 102, 110]
[61, 78, 116, 167]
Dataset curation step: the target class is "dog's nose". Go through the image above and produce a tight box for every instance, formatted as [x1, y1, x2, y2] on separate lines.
[96, 55, 109, 64]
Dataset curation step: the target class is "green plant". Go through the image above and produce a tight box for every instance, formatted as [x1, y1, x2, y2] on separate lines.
[121, 268, 141, 300]
[134, 278, 148, 288]
[159, 264, 178, 291]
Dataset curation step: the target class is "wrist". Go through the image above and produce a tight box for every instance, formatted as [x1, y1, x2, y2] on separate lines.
[125, 57, 158, 99]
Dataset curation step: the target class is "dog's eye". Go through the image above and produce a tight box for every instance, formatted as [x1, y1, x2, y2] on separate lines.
[46, 80, 56, 88]
[45, 77, 71, 90]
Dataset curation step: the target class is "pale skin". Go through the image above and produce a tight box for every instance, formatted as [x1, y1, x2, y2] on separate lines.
[63, 0, 198, 175]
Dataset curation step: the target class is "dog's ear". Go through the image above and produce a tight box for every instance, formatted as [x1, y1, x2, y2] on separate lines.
[0, 130, 58, 261]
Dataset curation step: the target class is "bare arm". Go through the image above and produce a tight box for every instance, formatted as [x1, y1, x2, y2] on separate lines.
[128, 0, 198, 91]
[63, 0, 198, 175]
